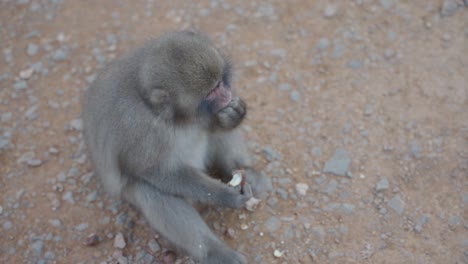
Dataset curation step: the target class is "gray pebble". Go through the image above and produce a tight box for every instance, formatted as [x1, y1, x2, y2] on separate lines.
[364, 105, 374, 116]
[2, 112, 12, 122]
[316, 38, 329, 51]
[323, 5, 338, 18]
[106, 33, 117, 45]
[264, 216, 281, 233]
[267, 197, 278, 207]
[384, 49, 395, 59]
[379, 0, 395, 9]
[295, 183, 309, 196]
[75, 223, 88, 231]
[290, 90, 300, 102]
[332, 43, 345, 58]
[375, 177, 389, 192]
[62, 191, 75, 204]
[44, 251, 55, 260]
[3, 221, 13, 230]
[323, 149, 351, 176]
[270, 49, 286, 59]
[414, 214, 429, 233]
[85, 191, 98, 203]
[279, 83, 291, 91]
[448, 215, 460, 229]
[70, 118, 83, 131]
[147, 239, 160, 253]
[275, 188, 288, 200]
[115, 212, 127, 225]
[114, 232, 126, 249]
[52, 49, 67, 61]
[348, 59, 362, 69]
[462, 193, 468, 205]
[48, 219, 62, 227]
[30, 240, 43, 255]
[440, 0, 461, 17]
[321, 179, 338, 195]
[13, 81, 28, 91]
[262, 146, 281, 162]
[311, 146, 322, 157]
[277, 177, 292, 187]
[27, 43, 38, 56]
[409, 141, 421, 158]
[388, 194, 405, 215]
[342, 203, 355, 215]
[311, 226, 325, 241]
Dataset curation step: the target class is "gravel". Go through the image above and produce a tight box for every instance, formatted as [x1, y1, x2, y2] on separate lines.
[414, 214, 429, 233]
[27, 43, 39, 56]
[316, 38, 329, 51]
[440, 0, 461, 17]
[13, 81, 28, 91]
[262, 146, 281, 162]
[62, 191, 75, 204]
[388, 195, 405, 215]
[295, 183, 309, 196]
[51, 48, 68, 61]
[375, 177, 389, 192]
[114, 232, 126, 249]
[48, 219, 62, 227]
[323, 149, 351, 176]
[3, 221, 13, 230]
[147, 239, 161, 253]
[290, 91, 300, 102]
[30, 240, 43, 255]
[75, 223, 88, 231]
[264, 216, 281, 233]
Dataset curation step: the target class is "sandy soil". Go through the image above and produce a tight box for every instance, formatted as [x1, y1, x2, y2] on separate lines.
[0, 0, 467, 263]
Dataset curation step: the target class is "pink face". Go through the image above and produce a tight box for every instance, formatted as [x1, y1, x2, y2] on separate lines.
[206, 81, 232, 112]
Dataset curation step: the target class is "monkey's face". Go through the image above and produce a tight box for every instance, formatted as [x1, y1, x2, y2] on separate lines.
[205, 80, 232, 112]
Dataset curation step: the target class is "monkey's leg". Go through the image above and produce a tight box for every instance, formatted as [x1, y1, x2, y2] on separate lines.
[208, 130, 272, 199]
[122, 181, 247, 264]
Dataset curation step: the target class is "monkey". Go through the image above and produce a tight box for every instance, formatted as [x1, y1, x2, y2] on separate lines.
[82, 31, 272, 264]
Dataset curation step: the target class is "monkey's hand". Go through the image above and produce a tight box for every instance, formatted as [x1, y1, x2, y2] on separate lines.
[215, 97, 246, 130]
[219, 186, 252, 209]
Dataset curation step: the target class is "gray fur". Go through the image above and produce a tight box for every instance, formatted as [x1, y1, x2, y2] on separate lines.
[82, 31, 271, 263]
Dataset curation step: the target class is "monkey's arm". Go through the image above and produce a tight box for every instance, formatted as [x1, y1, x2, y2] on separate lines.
[137, 164, 251, 208]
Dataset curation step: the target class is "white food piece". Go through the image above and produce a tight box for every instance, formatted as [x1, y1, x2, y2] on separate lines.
[228, 171, 243, 187]
[245, 197, 261, 212]
[273, 249, 284, 258]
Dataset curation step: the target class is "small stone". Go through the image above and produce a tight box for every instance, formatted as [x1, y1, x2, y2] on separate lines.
[311, 226, 325, 241]
[19, 67, 34, 79]
[414, 215, 429, 233]
[245, 197, 261, 211]
[48, 219, 62, 227]
[3, 221, 13, 230]
[62, 191, 75, 204]
[322, 179, 338, 195]
[262, 146, 281, 162]
[275, 188, 288, 200]
[147, 239, 160, 253]
[384, 49, 395, 59]
[323, 5, 338, 18]
[85, 191, 98, 203]
[311, 146, 321, 157]
[279, 83, 291, 90]
[388, 195, 405, 215]
[323, 149, 351, 176]
[52, 49, 67, 61]
[316, 38, 329, 51]
[273, 249, 284, 258]
[379, 0, 395, 9]
[27, 159, 42, 167]
[295, 183, 309, 196]
[75, 223, 88, 231]
[409, 141, 421, 158]
[348, 59, 362, 69]
[290, 90, 300, 102]
[440, 0, 461, 17]
[30, 240, 43, 255]
[1, 112, 12, 122]
[44, 251, 55, 260]
[13, 81, 28, 91]
[375, 177, 389, 192]
[364, 105, 374, 116]
[264, 216, 281, 232]
[114, 232, 126, 249]
[448, 215, 460, 229]
[270, 49, 286, 59]
[70, 118, 83, 131]
[332, 43, 345, 58]
[27, 43, 38, 56]
[342, 203, 355, 215]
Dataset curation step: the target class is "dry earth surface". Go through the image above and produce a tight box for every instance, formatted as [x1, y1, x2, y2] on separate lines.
[1, 0, 467, 263]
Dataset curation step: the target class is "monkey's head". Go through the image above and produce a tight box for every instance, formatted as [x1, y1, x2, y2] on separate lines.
[139, 31, 233, 121]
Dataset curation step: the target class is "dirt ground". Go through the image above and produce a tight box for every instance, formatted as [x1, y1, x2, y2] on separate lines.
[0, 0, 467, 263]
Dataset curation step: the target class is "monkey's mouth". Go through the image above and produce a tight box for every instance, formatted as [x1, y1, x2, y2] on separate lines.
[207, 81, 232, 109]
